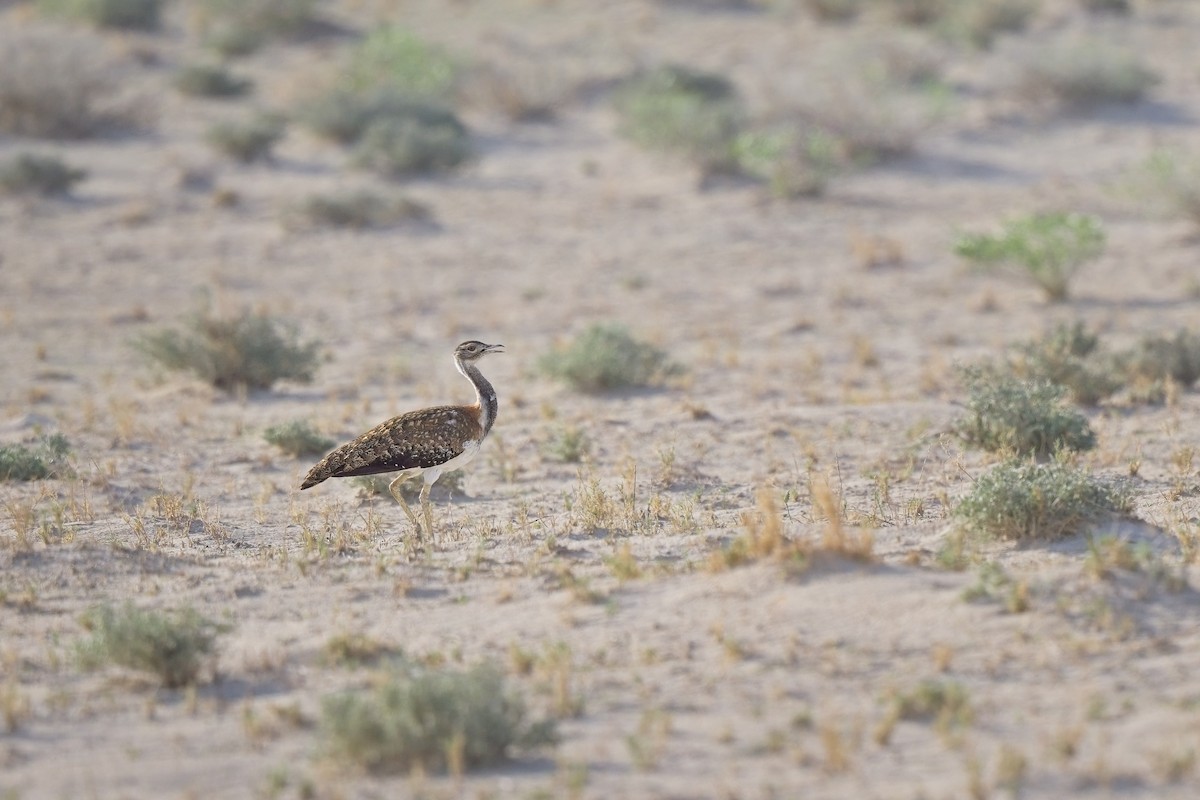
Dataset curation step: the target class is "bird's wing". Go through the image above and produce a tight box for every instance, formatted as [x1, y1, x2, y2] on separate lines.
[301, 406, 481, 488]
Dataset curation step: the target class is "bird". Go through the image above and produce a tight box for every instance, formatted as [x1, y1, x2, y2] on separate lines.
[300, 340, 504, 541]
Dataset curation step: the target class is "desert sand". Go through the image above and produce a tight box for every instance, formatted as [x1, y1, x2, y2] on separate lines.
[3, 1, 1200, 798]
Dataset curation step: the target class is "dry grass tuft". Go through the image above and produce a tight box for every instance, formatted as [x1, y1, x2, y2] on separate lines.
[0, 25, 153, 138]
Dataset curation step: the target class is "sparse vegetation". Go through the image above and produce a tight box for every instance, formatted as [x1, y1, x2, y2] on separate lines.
[353, 470, 465, 501]
[0, 434, 70, 482]
[319, 662, 556, 774]
[321, 632, 398, 668]
[882, 680, 973, 735]
[343, 26, 458, 100]
[263, 420, 333, 457]
[174, 64, 253, 98]
[288, 190, 433, 230]
[193, 0, 320, 56]
[76, 603, 223, 688]
[135, 306, 320, 391]
[942, 0, 1037, 49]
[38, 0, 163, 30]
[1122, 329, 1200, 391]
[0, 26, 152, 138]
[954, 461, 1130, 541]
[539, 323, 680, 393]
[541, 424, 592, 463]
[1015, 38, 1157, 109]
[0, 153, 86, 197]
[1013, 322, 1122, 405]
[351, 113, 471, 177]
[954, 367, 1096, 457]
[206, 113, 285, 162]
[1129, 150, 1200, 229]
[614, 64, 743, 174]
[955, 212, 1105, 302]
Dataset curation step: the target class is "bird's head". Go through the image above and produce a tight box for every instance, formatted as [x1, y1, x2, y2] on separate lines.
[455, 341, 504, 362]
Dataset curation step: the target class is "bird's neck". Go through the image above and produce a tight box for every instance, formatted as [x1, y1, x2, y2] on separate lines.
[457, 358, 498, 435]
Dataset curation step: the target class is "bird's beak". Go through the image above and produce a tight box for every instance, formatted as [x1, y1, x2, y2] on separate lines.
[485, 343, 505, 354]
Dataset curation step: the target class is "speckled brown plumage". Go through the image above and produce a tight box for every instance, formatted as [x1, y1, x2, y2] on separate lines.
[299, 340, 504, 541]
[300, 405, 482, 488]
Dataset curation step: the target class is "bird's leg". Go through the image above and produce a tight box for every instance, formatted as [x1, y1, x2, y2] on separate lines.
[419, 482, 434, 542]
[388, 473, 424, 539]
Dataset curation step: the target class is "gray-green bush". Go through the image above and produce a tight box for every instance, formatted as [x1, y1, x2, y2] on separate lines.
[0, 154, 86, 197]
[320, 662, 556, 774]
[539, 324, 680, 393]
[77, 604, 223, 688]
[174, 64, 253, 98]
[264, 420, 334, 457]
[38, 0, 163, 30]
[955, 461, 1130, 541]
[135, 307, 320, 391]
[954, 367, 1095, 457]
[289, 190, 433, 230]
[614, 64, 743, 174]
[206, 113, 285, 162]
[0, 434, 70, 482]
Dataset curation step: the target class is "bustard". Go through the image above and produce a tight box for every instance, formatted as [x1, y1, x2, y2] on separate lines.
[300, 340, 504, 540]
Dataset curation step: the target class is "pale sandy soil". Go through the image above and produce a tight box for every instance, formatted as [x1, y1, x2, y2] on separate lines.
[3, 1, 1200, 798]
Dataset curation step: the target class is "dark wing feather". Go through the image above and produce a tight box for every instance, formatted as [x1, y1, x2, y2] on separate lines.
[300, 405, 481, 489]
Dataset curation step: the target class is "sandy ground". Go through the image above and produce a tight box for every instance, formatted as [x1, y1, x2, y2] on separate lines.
[3, 1, 1200, 798]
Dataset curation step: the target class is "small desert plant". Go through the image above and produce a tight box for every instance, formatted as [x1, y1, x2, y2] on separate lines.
[732, 128, 839, 198]
[193, 0, 320, 56]
[0, 153, 86, 197]
[319, 662, 556, 774]
[0, 434, 70, 482]
[883, 680, 973, 731]
[77, 603, 223, 688]
[1015, 38, 1157, 109]
[1129, 150, 1200, 229]
[343, 26, 458, 100]
[288, 190, 432, 230]
[538, 323, 680, 393]
[955, 211, 1105, 302]
[614, 64, 744, 174]
[0, 26, 152, 138]
[941, 0, 1037, 48]
[542, 424, 592, 463]
[351, 114, 471, 177]
[803, 0, 862, 21]
[174, 64, 253, 98]
[135, 306, 320, 391]
[955, 460, 1130, 541]
[954, 367, 1096, 457]
[321, 632, 398, 668]
[1121, 329, 1200, 390]
[38, 0, 163, 30]
[1014, 322, 1122, 405]
[264, 420, 333, 457]
[300, 89, 459, 146]
[206, 113, 285, 162]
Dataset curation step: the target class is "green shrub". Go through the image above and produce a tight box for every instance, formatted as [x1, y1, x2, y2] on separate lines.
[135, 307, 320, 392]
[351, 114, 471, 177]
[38, 0, 163, 30]
[288, 190, 433, 230]
[955, 461, 1130, 541]
[343, 26, 458, 99]
[1121, 329, 1200, 390]
[885, 679, 973, 730]
[0, 26, 152, 138]
[954, 367, 1096, 457]
[614, 64, 743, 173]
[942, 0, 1037, 49]
[0, 434, 70, 482]
[1014, 322, 1122, 405]
[0, 154, 86, 196]
[542, 424, 592, 463]
[77, 604, 223, 688]
[194, 0, 319, 56]
[1131, 150, 1200, 229]
[300, 89, 458, 146]
[320, 662, 556, 774]
[732, 129, 839, 198]
[264, 420, 334, 457]
[206, 113, 285, 162]
[539, 324, 680, 393]
[1016, 39, 1157, 109]
[174, 64, 252, 98]
[955, 212, 1105, 302]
